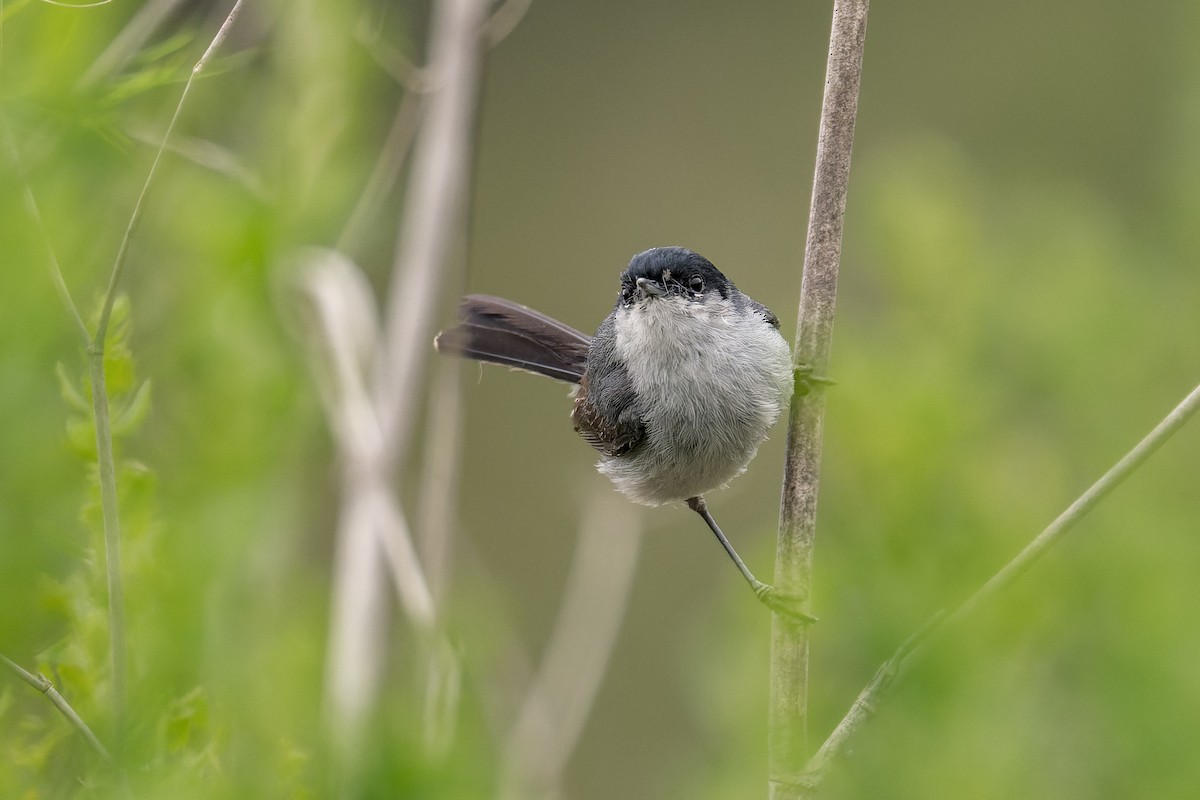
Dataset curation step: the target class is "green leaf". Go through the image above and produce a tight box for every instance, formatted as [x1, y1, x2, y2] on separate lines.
[162, 687, 210, 754]
[65, 416, 97, 458]
[55, 363, 90, 413]
[111, 379, 152, 438]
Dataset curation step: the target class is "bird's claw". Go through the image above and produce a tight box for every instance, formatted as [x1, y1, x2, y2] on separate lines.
[753, 582, 818, 624]
[793, 363, 836, 398]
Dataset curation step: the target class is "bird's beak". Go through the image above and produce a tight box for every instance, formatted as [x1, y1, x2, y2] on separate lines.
[636, 277, 666, 299]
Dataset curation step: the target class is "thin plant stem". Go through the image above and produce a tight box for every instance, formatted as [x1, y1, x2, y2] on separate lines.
[95, 0, 246, 345]
[79, 0, 187, 88]
[336, 88, 424, 255]
[498, 494, 642, 800]
[86, 349, 128, 742]
[415, 359, 465, 606]
[324, 0, 489, 755]
[800, 380, 1200, 789]
[2, 654, 111, 761]
[375, 0, 487, 451]
[481, 0, 532, 46]
[87, 0, 247, 747]
[770, 1, 869, 798]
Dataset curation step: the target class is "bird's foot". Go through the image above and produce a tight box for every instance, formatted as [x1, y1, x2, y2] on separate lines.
[753, 581, 818, 624]
[793, 363, 836, 398]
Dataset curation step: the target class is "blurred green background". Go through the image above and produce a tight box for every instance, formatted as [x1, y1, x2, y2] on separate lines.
[2, 0, 1200, 797]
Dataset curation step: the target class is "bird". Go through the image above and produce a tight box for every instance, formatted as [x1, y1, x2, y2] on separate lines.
[435, 246, 810, 620]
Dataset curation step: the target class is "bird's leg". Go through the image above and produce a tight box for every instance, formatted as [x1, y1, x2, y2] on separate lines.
[686, 496, 815, 624]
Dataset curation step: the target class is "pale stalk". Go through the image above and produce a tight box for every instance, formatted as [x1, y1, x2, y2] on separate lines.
[323, 0, 489, 752]
[770, 1, 870, 797]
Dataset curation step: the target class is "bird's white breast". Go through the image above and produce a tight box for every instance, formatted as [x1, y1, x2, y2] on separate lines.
[603, 296, 792, 505]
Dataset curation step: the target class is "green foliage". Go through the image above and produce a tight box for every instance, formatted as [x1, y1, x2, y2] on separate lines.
[2, 0, 1199, 799]
[102, 33, 195, 109]
[0, 293, 220, 795]
[57, 297, 153, 458]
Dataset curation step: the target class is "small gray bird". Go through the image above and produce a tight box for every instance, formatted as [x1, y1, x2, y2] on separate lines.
[435, 246, 807, 619]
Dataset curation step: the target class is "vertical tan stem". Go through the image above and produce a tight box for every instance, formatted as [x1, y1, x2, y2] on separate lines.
[769, 1, 870, 797]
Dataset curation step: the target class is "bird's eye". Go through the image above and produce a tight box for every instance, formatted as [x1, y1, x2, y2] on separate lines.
[688, 276, 704, 293]
[620, 285, 634, 306]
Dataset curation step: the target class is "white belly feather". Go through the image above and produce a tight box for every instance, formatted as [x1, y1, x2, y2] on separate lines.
[601, 297, 793, 505]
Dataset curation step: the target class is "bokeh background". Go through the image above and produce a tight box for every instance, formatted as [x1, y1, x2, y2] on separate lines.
[2, 0, 1200, 797]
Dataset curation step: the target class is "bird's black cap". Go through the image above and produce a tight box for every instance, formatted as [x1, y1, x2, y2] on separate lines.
[621, 247, 733, 297]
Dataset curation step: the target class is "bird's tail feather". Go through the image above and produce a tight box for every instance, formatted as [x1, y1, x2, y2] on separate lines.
[434, 294, 591, 384]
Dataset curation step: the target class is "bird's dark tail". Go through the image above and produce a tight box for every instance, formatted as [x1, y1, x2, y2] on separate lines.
[434, 295, 591, 383]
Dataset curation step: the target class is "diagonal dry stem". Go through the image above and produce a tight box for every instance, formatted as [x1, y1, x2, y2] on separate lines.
[498, 494, 643, 800]
[801, 381, 1200, 789]
[2, 654, 111, 761]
